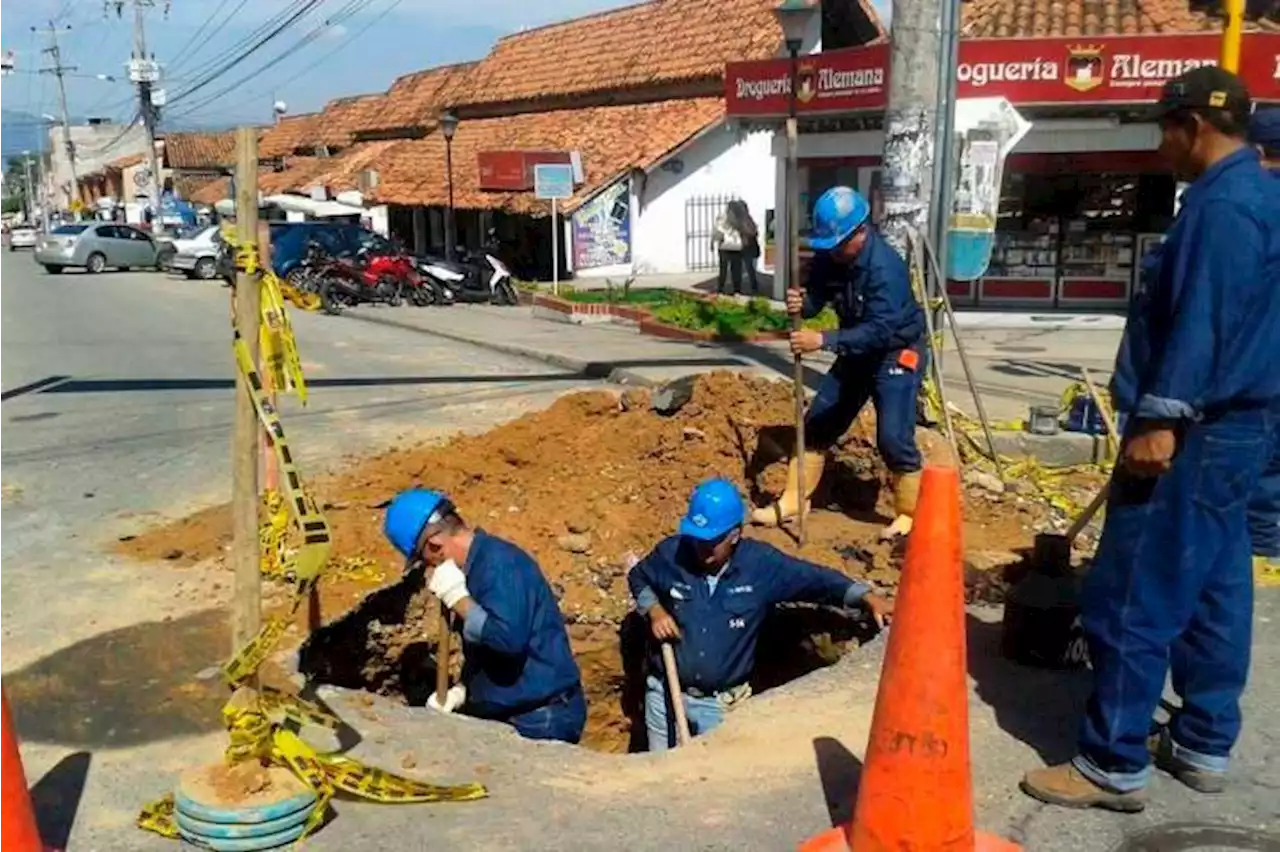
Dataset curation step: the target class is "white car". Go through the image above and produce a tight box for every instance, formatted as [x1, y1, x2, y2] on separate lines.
[166, 224, 221, 279]
[8, 225, 38, 251]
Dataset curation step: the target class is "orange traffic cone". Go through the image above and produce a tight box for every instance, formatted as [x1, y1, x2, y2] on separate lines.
[799, 466, 1020, 852]
[2, 688, 47, 852]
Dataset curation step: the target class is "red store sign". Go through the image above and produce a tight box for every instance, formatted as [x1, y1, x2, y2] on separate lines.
[725, 32, 1280, 116]
[477, 150, 573, 191]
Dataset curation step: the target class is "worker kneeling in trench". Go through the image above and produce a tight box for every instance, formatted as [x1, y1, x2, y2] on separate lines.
[628, 478, 895, 751]
[383, 489, 587, 743]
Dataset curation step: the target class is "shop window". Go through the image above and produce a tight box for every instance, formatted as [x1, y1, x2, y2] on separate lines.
[988, 168, 1176, 288]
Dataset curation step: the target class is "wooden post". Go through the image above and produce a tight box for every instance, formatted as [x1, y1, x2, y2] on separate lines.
[231, 127, 262, 657]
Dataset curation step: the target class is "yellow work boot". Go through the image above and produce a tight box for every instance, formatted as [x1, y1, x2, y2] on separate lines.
[751, 451, 825, 527]
[880, 469, 922, 540]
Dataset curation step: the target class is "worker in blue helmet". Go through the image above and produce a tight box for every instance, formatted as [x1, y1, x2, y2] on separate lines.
[1246, 107, 1280, 583]
[752, 186, 927, 540]
[628, 478, 893, 750]
[1023, 67, 1280, 811]
[383, 488, 586, 743]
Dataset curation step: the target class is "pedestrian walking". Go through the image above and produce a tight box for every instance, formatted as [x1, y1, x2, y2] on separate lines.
[1021, 67, 1280, 811]
[728, 199, 762, 295]
[711, 202, 745, 295]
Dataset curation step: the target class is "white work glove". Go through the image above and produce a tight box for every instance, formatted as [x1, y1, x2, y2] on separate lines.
[428, 559, 469, 609]
[426, 684, 467, 714]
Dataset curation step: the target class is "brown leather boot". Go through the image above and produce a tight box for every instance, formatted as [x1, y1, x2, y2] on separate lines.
[750, 451, 825, 527]
[880, 469, 922, 539]
[1020, 763, 1145, 812]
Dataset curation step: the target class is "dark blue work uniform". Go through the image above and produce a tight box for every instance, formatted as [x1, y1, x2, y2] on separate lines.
[1075, 148, 1280, 792]
[459, 530, 586, 743]
[628, 536, 867, 696]
[1247, 163, 1280, 561]
[801, 228, 926, 471]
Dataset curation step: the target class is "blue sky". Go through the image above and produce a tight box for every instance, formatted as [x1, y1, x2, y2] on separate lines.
[2, 0, 893, 130]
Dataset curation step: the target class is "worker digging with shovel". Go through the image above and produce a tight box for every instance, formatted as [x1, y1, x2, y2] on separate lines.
[752, 186, 927, 539]
[630, 478, 894, 750]
[383, 489, 588, 743]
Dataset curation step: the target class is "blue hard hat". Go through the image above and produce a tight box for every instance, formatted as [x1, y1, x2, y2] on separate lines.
[383, 488, 450, 557]
[808, 186, 871, 251]
[679, 478, 746, 541]
[1249, 107, 1280, 152]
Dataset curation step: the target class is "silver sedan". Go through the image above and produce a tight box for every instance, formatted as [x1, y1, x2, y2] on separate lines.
[34, 222, 163, 274]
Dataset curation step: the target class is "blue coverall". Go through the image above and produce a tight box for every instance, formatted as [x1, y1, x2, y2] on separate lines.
[1074, 147, 1280, 792]
[801, 228, 926, 471]
[459, 530, 587, 743]
[1247, 163, 1280, 562]
[628, 535, 869, 750]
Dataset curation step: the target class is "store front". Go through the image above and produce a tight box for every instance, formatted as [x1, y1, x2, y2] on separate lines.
[727, 31, 1280, 310]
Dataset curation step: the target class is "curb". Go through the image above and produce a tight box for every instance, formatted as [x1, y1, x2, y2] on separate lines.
[338, 310, 750, 388]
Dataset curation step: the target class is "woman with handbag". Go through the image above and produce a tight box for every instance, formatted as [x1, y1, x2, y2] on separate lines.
[711, 205, 744, 295]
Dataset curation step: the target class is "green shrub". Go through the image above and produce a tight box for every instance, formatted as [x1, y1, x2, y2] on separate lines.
[651, 294, 839, 339]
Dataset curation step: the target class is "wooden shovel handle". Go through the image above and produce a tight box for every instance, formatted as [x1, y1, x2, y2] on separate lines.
[660, 642, 692, 747]
[435, 601, 452, 706]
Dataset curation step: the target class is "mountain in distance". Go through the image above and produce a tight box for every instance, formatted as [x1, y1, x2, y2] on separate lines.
[1, 109, 49, 161]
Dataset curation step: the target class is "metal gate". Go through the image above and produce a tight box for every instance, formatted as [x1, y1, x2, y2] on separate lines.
[684, 193, 738, 272]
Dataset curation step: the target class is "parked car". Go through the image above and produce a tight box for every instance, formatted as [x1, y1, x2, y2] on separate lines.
[8, 224, 38, 251]
[165, 224, 221, 279]
[34, 222, 165, 274]
[270, 221, 394, 280]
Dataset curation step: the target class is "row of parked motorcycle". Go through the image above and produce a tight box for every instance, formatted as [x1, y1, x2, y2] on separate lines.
[219, 232, 520, 314]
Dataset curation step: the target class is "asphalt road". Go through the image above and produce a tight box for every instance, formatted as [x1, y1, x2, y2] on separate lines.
[1, 254, 594, 666]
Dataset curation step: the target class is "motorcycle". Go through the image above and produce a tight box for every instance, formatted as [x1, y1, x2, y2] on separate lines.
[315, 249, 404, 315]
[416, 231, 518, 306]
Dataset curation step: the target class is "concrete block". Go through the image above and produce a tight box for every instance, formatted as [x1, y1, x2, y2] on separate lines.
[988, 429, 1106, 468]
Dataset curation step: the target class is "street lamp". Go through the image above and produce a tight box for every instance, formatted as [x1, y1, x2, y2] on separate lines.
[773, 0, 817, 543]
[440, 110, 459, 262]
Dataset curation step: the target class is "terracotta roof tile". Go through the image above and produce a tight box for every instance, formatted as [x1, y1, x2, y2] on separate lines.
[107, 152, 147, 171]
[446, 0, 835, 111]
[258, 113, 324, 159]
[187, 177, 231, 205]
[351, 63, 476, 135]
[961, 0, 1278, 36]
[372, 97, 723, 213]
[259, 141, 400, 195]
[314, 94, 382, 148]
[163, 129, 254, 170]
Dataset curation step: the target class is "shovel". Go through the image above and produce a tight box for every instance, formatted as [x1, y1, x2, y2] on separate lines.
[435, 600, 452, 706]
[660, 642, 692, 747]
[1032, 368, 1119, 574]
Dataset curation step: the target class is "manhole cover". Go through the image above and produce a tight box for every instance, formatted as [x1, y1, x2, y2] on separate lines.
[1110, 823, 1280, 852]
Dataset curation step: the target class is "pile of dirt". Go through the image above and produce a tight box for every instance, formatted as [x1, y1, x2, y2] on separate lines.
[117, 371, 1102, 752]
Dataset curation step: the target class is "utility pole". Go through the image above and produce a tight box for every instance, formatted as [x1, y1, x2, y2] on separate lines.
[877, 0, 943, 260]
[21, 151, 35, 223]
[35, 22, 79, 215]
[116, 0, 167, 234]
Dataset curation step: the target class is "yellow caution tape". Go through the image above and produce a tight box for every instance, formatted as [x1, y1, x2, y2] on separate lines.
[137, 240, 486, 842]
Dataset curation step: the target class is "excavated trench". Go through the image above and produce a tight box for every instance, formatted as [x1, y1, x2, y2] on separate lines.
[117, 372, 1067, 752]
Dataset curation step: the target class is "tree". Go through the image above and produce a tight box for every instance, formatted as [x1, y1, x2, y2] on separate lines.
[2, 195, 23, 215]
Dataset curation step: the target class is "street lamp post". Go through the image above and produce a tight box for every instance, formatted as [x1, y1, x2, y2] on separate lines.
[773, 0, 817, 545]
[440, 111, 459, 263]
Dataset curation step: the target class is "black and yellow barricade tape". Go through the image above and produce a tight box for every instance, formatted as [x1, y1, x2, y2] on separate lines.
[905, 239, 1112, 522]
[137, 240, 487, 842]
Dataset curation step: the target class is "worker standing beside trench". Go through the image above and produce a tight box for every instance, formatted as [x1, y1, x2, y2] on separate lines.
[630, 478, 894, 751]
[1022, 68, 1280, 810]
[752, 186, 927, 539]
[383, 489, 588, 743]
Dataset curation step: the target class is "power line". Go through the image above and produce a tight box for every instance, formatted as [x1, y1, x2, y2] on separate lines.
[163, 0, 247, 77]
[169, 0, 395, 122]
[164, 0, 324, 106]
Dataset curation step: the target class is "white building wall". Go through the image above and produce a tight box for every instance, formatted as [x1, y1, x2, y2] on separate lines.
[44, 122, 150, 209]
[601, 123, 774, 278]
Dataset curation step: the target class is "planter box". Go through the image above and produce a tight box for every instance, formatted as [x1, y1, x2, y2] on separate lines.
[529, 291, 790, 343]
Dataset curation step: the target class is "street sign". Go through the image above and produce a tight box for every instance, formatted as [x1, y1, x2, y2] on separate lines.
[534, 163, 574, 200]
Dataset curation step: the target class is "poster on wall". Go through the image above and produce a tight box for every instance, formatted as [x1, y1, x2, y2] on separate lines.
[572, 180, 631, 269]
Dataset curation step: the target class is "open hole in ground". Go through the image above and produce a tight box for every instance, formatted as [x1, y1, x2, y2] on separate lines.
[297, 566, 881, 753]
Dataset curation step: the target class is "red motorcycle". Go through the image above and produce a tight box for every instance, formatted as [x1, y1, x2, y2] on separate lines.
[315, 248, 404, 314]
[363, 249, 437, 307]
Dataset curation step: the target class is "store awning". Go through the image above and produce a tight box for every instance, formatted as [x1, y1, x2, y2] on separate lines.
[263, 194, 364, 218]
